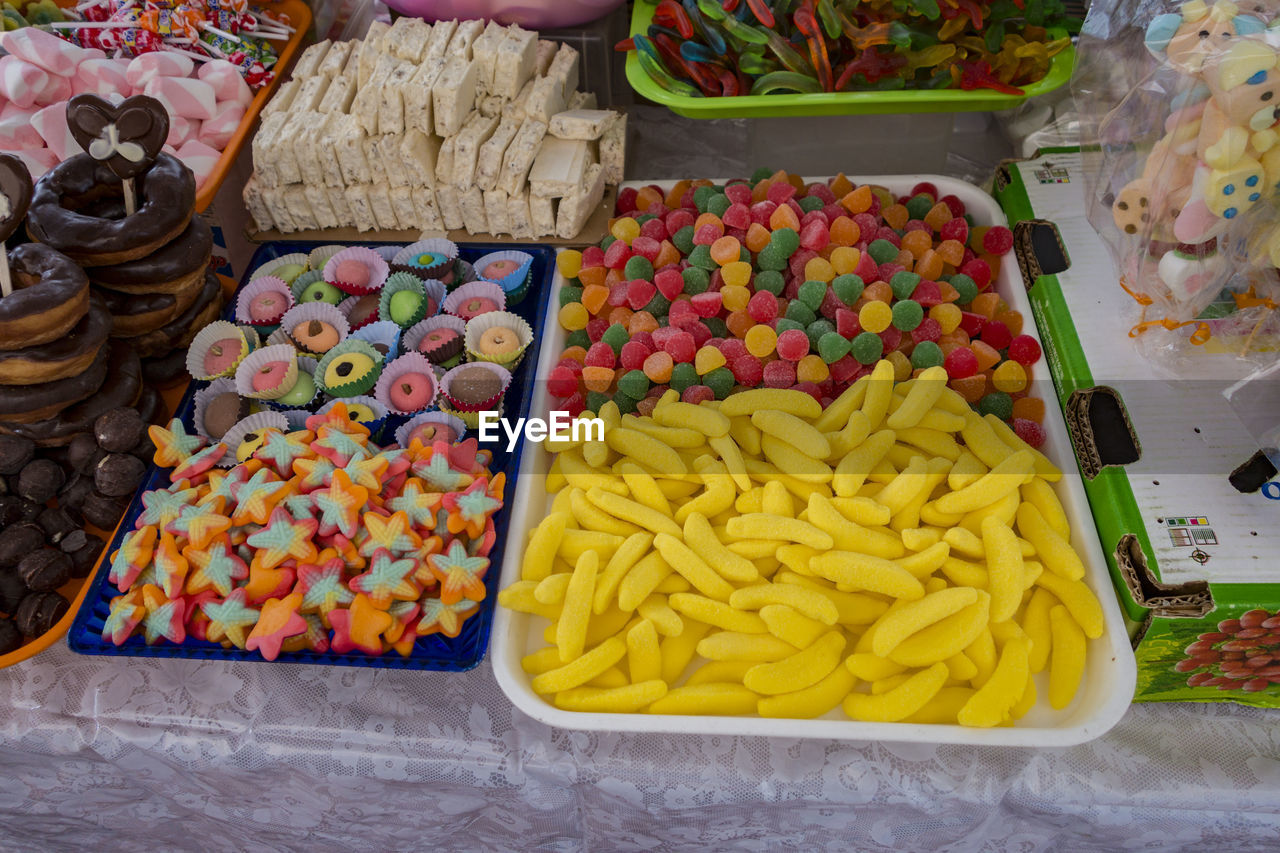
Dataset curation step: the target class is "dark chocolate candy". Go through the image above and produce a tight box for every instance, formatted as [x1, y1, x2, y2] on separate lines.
[37, 506, 78, 544]
[0, 496, 23, 527]
[68, 432, 105, 474]
[81, 490, 127, 529]
[448, 365, 503, 405]
[135, 385, 163, 428]
[94, 453, 146, 497]
[94, 407, 145, 453]
[0, 616, 19, 651]
[0, 434, 34, 475]
[66, 94, 169, 181]
[16, 499, 40, 523]
[58, 474, 93, 518]
[17, 458, 65, 503]
[17, 547, 70, 592]
[0, 521, 44, 568]
[68, 533, 103, 578]
[0, 569, 25, 613]
[0, 153, 34, 244]
[14, 590, 68, 637]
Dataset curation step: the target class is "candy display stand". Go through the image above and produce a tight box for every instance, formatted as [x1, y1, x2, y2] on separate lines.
[490, 175, 1136, 746]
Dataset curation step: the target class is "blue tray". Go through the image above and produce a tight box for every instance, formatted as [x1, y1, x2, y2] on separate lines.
[67, 240, 556, 671]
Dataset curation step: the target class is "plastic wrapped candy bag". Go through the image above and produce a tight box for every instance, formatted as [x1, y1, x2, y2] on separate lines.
[1076, 0, 1280, 373]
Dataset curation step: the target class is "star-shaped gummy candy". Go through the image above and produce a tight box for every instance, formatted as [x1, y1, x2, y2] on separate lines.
[246, 507, 318, 569]
[328, 593, 392, 655]
[101, 591, 145, 645]
[427, 539, 490, 605]
[305, 402, 371, 438]
[182, 536, 248, 597]
[415, 596, 479, 639]
[339, 452, 388, 492]
[282, 490, 315, 521]
[383, 599, 421, 644]
[246, 592, 307, 661]
[169, 442, 227, 483]
[165, 504, 232, 551]
[311, 426, 370, 467]
[152, 531, 190, 600]
[441, 475, 504, 539]
[198, 467, 251, 515]
[201, 588, 260, 649]
[140, 584, 186, 645]
[108, 525, 158, 592]
[136, 482, 198, 529]
[384, 477, 442, 531]
[411, 449, 472, 492]
[292, 454, 338, 492]
[254, 429, 315, 477]
[313, 470, 369, 539]
[358, 510, 421, 559]
[149, 419, 207, 468]
[348, 547, 419, 608]
[230, 467, 290, 526]
[296, 557, 355, 618]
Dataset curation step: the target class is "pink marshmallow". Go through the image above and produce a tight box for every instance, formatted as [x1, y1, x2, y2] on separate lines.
[0, 101, 36, 121]
[0, 28, 88, 77]
[77, 58, 131, 96]
[32, 101, 82, 162]
[0, 56, 49, 111]
[126, 52, 195, 90]
[198, 101, 243, 150]
[166, 115, 201, 147]
[32, 73, 72, 107]
[176, 139, 220, 190]
[197, 60, 252, 108]
[144, 76, 216, 121]
[0, 114, 44, 150]
[12, 148, 59, 180]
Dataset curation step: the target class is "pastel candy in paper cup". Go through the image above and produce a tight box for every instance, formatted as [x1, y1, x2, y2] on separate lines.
[307, 244, 348, 271]
[348, 320, 403, 360]
[391, 238, 458, 280]
[323, 246, 389, 296]
[403, 314, 466, 367]
[281, 302, 349, 356]
[472, 250, 534, 305]
[187, 320, 252, 381]
[443, 280, 505, 321]
[234, 343, 298, 401]
[315, 338, 384, 398]
[396, 410, 466, 450]
[236, 275, 294, 330]
[379, 272, 445, 329]
[374, 352, 439, 416]
[338, 292, 383, 331]
[192, 377, 246, 440]
[289, 269, 344, 306]
[221, 411, 290, 467]
[264, 356, 321, 411]
[252, 253, 310, 284]
[464, 311, 533, 368]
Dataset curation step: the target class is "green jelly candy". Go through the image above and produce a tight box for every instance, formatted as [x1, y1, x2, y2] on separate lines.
[600, 234, 617, 250]
[890, 271, 921, 299]
[601, 323, 630, 355]
[612, 392, 638, 415]
[750, 167, 773, 183]
[586, 391, 611, 414]
[670, 362, 699, 393]
[558, 285, 583, 307]
[644, 292, 671, 317]
[832, 274, 865, 306]
[950, 274, 979, 305]
[798, 196, 824, 213]
[851, 332, 884, 365]
[892, 299, 924, 331]
[673, 225, 695, 256]
[868, 239, 900, 264]
[910, 340, 944, 369]
[705, 366, 736, 399]
[689, 244, 717, 271]
[693, 185, 717, 212]
[977, 392, 1013, 421]
[704, 316, 729, 338]
[708, 193, 731, 217]
[775, 317, 805, 334]
[739, 246, 752, 264]
[624, 255, 655, 281]
[754, 270, 785, 295]
[636, 214, 656, 225]
[617, 369, 650, 399]
[566, 329, 591, 350]
[806, 318, 836, 350]
[682, 266, 710, 295]
[785, 300, 817, 327]
[798, 280, 827, 311]
[905, 194, 934, 220]
[817, 331, 851, 363]
[771, 227, 800, 256]
[757, 245, 788, 271]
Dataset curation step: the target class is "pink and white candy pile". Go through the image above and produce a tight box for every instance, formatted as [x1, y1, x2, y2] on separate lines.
[0, 27, 249, 188]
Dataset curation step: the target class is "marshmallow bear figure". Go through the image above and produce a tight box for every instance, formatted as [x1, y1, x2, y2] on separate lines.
[1145, 0, 1266, 73]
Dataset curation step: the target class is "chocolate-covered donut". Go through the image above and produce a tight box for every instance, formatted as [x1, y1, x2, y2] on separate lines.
[0, 342, 109, 423]
[26, 152, 196, 267]
[0, 342, 142, 446]
[0, 296, 109, 385]
[122, 272, 224, 358]
[0, 243, 90, 350]
[96, 269, 205, 337]
[89, 216, 212, 295]
[141, 348, 191, 388]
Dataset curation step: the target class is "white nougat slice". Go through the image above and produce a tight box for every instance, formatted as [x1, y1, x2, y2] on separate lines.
[304, 183, 339, 230]
[403, 59, 445, 136]
[292, 73, 333, 112]
[525, 74, 565, 125]
[471, 20, 508, 93]
[453, 111, 500, 188]
[389, 17, 432, 63]
[262, 78, 300, 119]
[497, 117, 546, 195]
[326, 184, 354, 227]
[291, 40, 331, 78]
[284, 185, 317, 231]
[435, 135, 456, 187]
[547, 43, 580, 98]
[263, 186, 295, 232]
[368, 184, 402, 230]
[316, 113, 346, 188]
[425, 18, 456, 60]
[529, 192, 556, 237]
[390, 186, 419, 230]
[528, 137, 589, 199]
[292, 113, 325, 187]
[567, 90, 597, 110]
[317, 73, 355, 114]
[436, 183, 464, 231]
[379, 58, 416, 135]
[601, 113, 626, 184]
[447, 18, 485, 59]
[476, 114, 521, 191]
[507, 190, 534, 238]
[317, 40, 353, 77]
[335, 115, 372, 185]
[534, 40, 557, 77]
[251, 112, 286, 186]
[378, 133, 410, 188]
[413, 186, 444, 231]
[459, 184, 488, 234]
[433, 56, 479, 137]
[242, 175, 274, 231]
[401, 130, 442, 188]
[556, 162, 605, 239]
[549, 109, 617, 141]
[363, 133, 387, 184]
[357, 21, 390, 87]
[343, 184, 377, 231]
[483, 188, 510, 236]
[494, 25, 537, 100]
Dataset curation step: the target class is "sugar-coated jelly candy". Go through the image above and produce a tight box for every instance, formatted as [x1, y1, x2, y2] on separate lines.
[943, 346, 979, 379]
[851, 332, 884, 365]
[867, 239, 899, 265]
[785, 300, 817, 327]
[804, 257, 835, 283]
[776, 329, 810, 362]
[890, 271, 921, 300]
[585, 341, 616, 367]
[617, 370, 650, 400]
[620, 340, 649, 371]
[705, 366, 736, 399]
[879, 325, 902, 353]
[992, 359, 1028, 393]
[558, 285, 584, 308]
[796, 354, 829, 383]
[744, 324, 777, 357]
[624, 254, 655, 282]
[710, 235, 741, 265]
[720, 261, 752, 289]
[582, 365, 614, 393]
[559, 302, 589, 330]
[892, 299, 923, 332]
[910, 340, 943, 369]
[695, 346, 726, 375]
[761, 359, 796, 388]
[818, 332, 851, 363]
[796, 280, 825, 311]
[1007, 334, 1042, 365]
[806, 319, 836, 350]
[982, 226, 1014, 255]
[1011, 396, 1045, 424]
[981, 320, 1012, 351]
[625, 280, 657, 312]
[631, 235, 661, 262]
[683, 385, 716, 405]
[547, 365, 578, 397]
[835, 308, 860, 339]
[929, 303, 961, 334]
[611, 217, 640, 244]
[667, 362, 696, 393]
[1012, 418, 1047, 449]
[960, 258, 992, 289]
[978, 391, 1013, 420]
[725, 310, 755, 339]
[971, 341, 1001, 372]
[859, 301, 893, 334]
[731, 354, 764, 386]
[658, 329, 696, 363]
[832, 274, 865, 306]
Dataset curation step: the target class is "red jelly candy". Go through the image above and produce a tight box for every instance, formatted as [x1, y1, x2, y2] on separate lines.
[939, 194, 965, 217]
[687, 321, 713, 347]
[807, 182, 837, 204]
[944, 347, 979, 379]
[654, 268, 684, 300]
[877, 262, 906, 281]
[874, 227, 901, 247]
[619, 341, 650, 371]
[879, 326, 902, 352]
[912, 279, 942, 307]
[694, 224, 722, 246]
[960, 258, 992, 289]
[631, 330, 655, 351]
[819, 287, 844, 320]
[748, 290, 779, 325]
[607, 282, 630, 307]
[626, 279, 657, 310]
[639, 218, 667, 243]
[586, 317, 609, 342]
[631, 235, 661, 261]
[829, 355, 860, 385]
[582, 246, 606, 268]
[731, 354, 763, 386]
[767, 181, 797, 205]
[853, 251, 879, 282]
[940, 218, 968, 244]
[585, 341, 616, 368]
[719, 338, 748, 362]
[616, 187, 638, 212]
[603, 239, 632, 269]
[660, 329, 697, 363]
[724, 183, 752, 205]
[683, 385, 715, 405]
[800, 220, 830, 251]
[1008, 334, 1042, 365]
[911, 181, 938, 199]
[958, 311, 986, 337]
[981, 321, 1012, 350]
[668, 299, 698, 326]
[561, 391, 586, 417]
[836, 308, 861, 338]
[910, 317, 942, 344]
[750, 200, 777, 227]
[691, 291, 723, 318]
[792, 381, 822, 402]
[665, 209, 695, 237]
[762, 359, 796, 388]
[852, 212, 878, 237]
[776, 329, 810, 361]
[723, 202, 751, 230]
[982, 226, 1014, 256]
[547, 365, 578, 397]
[1012, 418, 1046, 448]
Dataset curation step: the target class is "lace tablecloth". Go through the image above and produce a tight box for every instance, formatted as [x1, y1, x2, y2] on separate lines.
[2, 644, 1279, 851]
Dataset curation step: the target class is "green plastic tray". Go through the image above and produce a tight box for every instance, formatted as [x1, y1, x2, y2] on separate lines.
[626, 2, 1075, 117]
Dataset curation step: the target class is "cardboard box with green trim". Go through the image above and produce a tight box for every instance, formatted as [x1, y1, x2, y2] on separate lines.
[995, 148, 1280, 704]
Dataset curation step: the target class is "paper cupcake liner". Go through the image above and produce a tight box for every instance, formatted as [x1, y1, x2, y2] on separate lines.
[378, 272, 432, 330]
[288, 269, 333, 303]
[186, 320, 251, 381]
[263, 357, 321, 411]
[391, 238, 458, 280]
[323, 246, 389, 296]
[395, 410, 466, 449]
[442, 280, 505, 321]
[280, 408, 312, 431]
[440, 361, 511, 414]
[464, 311, 534, 369]
[315, 338, 384, 398]
[372, 245, 402, 263]
[374, 352, 440, 416]
[319, 394, 387, 430]
[220, 411, 291, 468]
[348, 320, 403, 360]
[337, 293, 382, 331]
[266, 328, 292, 347]
[403, 314, 466, 366]
[472, 250, 533, 293]
[280, 302, 350, 356]
[308, 244, 348, 271]
[250, 252, 309, 283]
[235, 276, 294, 329]
[192, 378, 246, 441]
[441, 401, 502, 431]
[234, 343, 299, 401]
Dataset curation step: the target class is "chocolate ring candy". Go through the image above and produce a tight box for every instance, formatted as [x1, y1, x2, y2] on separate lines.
[89, 216, 213, 296]
[0, 341, 142, 446]
[66, 94, 169, 182]
[0, 243, 91, 350]
[0, 153, 33, 244]
[0, 296, 110, 385]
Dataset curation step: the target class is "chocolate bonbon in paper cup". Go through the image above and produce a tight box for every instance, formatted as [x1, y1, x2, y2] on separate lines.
[440, 362, 510, 428]
[323, 246, 389, 296]
[221, 411, 291, 466]
[315, 338, 384, 398]
[404, 314, 466, 368]
[188, 320, 253, 381]
[234, 343, 299, 401]
[338, 292, 382, 331]
[391, 238, 458, 280]
[465, 311, 533, 369]
[374, 352, 440, 416]
[236, 275, 294, 331]
[472, 250, 533, 305]
[193, 378, 247, 440]
[443, 280, 505, 321]
[349, 320, 403, 360]
[396, 410, 466, 449]
[281, 302, 349, 356]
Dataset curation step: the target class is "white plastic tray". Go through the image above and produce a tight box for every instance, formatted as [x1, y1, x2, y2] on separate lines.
[492, 175, 1136, 745]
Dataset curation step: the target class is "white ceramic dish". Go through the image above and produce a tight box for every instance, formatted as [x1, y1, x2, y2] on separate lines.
[491, 175, 1137, 745]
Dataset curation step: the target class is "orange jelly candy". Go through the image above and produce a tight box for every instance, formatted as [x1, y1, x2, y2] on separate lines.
[830, 173, 854, 198]
[607, 306, 633, 327]
[694, 213, 724, 235]
[971, 341, 1001, 371]
[882, 204, 909, 230]
[915, 250, 944, 281]
[581, 284, 609, 315]
[950, 374, 988, 403]
[863, 280, 893, 304]
[936, 239, 965, 266]
[994, 310, 1023, 336]
[745, 222, 772, 253]
[561, 345, 587, 363]
[634, 186, 663, 212]
[654, 240, 681, 269]
[829, 216, 860, 246]
[841, 185, 873, 214]
[923, 202, 952, 231]
[937, 279, 960, 303]
[665, 179, 692, 208]
[1011, 395, 1045, 423]
[970, 292, 1000, 320]
[582, 366, 615, 393]
[900, 230, 933, 258]
[710, 236, 742, 266]
[577, 265, 606, 289]
[628, 310, 659, 334]
[726, 310, 755, 338]
[643, 351, 674, 383]
[769, 204, 800, 231]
